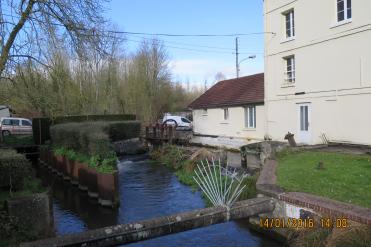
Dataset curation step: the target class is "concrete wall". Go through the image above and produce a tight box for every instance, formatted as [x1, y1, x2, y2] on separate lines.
[0, 106, 10, 118]
[192, 105, 266, 140]
[264, 0, 371, 144]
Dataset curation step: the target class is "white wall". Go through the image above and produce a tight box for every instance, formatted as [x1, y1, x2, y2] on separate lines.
[264, 0, 371, 145]
[192, 105, 266, 140]
[0, 108, 10, 118]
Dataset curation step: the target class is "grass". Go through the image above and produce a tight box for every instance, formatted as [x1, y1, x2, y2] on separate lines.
[288, 225, 371, 247]
[1, 135, 34, 146]
[150, 145, 257, 207]
[53, 146, 117, 174]
[277, 150, 371, 208]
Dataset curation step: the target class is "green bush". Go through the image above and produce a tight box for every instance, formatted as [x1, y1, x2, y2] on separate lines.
[33, 115, 137, 145]
[50, 121, 141, 157]
[52, 114, 136, 125]
[0, 149, 32, 191]
[50, 120, 141, 173]
[53, 146, 117, 174]
[104, 121, 141, 142]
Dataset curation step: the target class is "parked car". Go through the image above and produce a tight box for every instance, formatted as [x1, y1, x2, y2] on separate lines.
[162, 115, 192, 130]
[0, 117, 32, 136]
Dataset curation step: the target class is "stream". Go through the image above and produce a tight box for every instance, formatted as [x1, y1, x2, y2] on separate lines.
[38, 156, 280, 247]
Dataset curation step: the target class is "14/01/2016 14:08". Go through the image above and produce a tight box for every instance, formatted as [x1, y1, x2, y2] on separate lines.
[259, 217, 348, 229]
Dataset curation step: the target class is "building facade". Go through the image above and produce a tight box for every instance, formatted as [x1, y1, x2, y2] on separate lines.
[264, 0, 371, 145]
[189, 74, 266, 141]
[0, 105, 10, 118]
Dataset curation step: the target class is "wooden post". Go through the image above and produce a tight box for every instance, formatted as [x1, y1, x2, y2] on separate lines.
[160, 125, 164, 140]
[169, 126, 173, 144]
[152, 124, 156, 139]
[145, 126, 149, 139]
[39, 118, 42, 145]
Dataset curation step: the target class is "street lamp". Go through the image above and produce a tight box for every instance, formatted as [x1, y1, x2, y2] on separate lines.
[237, 55, 256, 78]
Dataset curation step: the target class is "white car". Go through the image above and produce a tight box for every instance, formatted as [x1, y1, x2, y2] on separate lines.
[0, 117, 33, 136]
[162, 115, 192, 130]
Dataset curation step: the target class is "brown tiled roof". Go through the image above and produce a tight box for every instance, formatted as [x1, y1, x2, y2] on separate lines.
[188, 73, 264, 109]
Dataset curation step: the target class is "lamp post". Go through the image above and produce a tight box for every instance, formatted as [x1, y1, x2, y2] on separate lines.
[237, 55, 256, 78]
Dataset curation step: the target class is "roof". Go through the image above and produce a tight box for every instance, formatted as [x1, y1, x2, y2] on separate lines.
[188, 73, 264, 109]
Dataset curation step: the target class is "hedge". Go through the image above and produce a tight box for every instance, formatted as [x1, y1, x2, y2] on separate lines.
[32, 114, 137, 145]
[50, 121, 141, 160]
[103, 121, 141, 142]
[52, 114, 136, 125]
[0, 149, 32, 190]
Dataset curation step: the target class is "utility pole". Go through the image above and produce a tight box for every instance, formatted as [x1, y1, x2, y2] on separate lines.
[235, 37, 239, 78]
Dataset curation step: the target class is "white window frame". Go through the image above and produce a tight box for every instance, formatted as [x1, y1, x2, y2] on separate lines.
[245, 106, 256, 129]
[337, 0, 352, 23]
[284, 9, 295, 39]
[284, 55, 295, 84]
[202, 109, 208, 116]
[223, 108, 229, 120]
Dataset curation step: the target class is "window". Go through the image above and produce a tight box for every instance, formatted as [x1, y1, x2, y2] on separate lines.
[2, 119, 11, 125]
[337, 0, 352, 22]
[202, 109, 208, 115]
[284, 10, 295, 38]
[11, 119, 19, 126]
[284, 56, 295, 83]
[223, 108, 229, 120]
[181, 118, 191, 124]
[22, 120, 31, 126]
[300, 105, 309, 131]
[245, 106, 256, 128]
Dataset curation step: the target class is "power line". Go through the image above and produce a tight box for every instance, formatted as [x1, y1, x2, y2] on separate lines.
[106, 30, 275, 37]
[1, 11, 265, 55]
[1, 11, 275, 38]
[125, 37, 262, 55]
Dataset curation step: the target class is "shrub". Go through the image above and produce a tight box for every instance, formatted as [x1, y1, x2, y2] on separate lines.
[103, 121, 141, 142]
[33, 115, 137, 145]
[52, 114, 136, 125]
[0, 149, 32, 191]
[50, 121, 141, 157]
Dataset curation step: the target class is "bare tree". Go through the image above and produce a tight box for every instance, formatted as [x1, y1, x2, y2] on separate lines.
[0, 0, 110, 77]
[214, 72, 226, 83]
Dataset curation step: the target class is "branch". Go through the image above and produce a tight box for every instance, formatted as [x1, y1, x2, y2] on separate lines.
[9, 54, 50, 68]
[0, 0, 36, 76]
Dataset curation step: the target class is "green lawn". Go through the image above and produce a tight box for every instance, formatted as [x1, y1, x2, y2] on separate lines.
[1, 135, 34, 146]
[277, 150, 371, 208]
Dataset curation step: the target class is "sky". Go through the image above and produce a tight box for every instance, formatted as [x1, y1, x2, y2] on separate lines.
[104, 1, 264, 88]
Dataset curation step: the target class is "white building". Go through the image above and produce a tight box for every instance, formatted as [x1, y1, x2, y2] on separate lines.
[0, 105, 10, 118]
[264, 0, 371, 145]
[189, 73, 266, 147]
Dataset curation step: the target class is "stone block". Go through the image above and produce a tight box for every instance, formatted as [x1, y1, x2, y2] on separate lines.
[6, 193, 54, 238]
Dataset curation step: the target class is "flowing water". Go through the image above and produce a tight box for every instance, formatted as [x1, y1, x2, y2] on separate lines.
[39, 156, 281, 247]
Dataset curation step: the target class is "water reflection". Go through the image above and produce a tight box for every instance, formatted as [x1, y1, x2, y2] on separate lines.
[38, 156, 281, 246]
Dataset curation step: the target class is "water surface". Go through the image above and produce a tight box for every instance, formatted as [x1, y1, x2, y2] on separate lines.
[40, 157, 280, 246]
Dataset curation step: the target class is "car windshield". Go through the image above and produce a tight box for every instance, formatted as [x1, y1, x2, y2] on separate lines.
[1, 119, 12, 125]
[181, 118, 191, 123]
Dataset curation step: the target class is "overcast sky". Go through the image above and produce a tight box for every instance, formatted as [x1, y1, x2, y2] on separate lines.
[104, 0, 264, 88]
